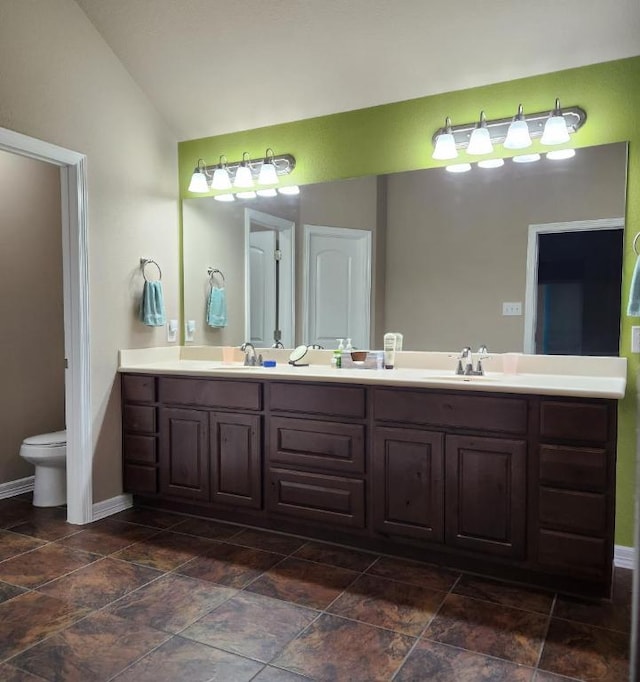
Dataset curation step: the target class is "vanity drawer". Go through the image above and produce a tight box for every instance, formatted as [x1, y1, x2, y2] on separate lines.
[123, 405, 156, 434]
[123, 434, 157, 465]
[159, 378, 262, 411]
[537, 529, 607, 577]
[539, 487, 607, 536]
[269, 417, 365, 474]
[123, 463, 158, 495]
[122, 374, 156, 403]
[267, 468, 365, 528]
[539, 400, 610, 443]
[373, 389, 527, 435]
[269, 383, 366, 419]
[539, 444, 608, 491]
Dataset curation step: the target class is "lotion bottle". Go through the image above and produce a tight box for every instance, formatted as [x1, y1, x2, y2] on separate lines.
[384, 332, 397, 369]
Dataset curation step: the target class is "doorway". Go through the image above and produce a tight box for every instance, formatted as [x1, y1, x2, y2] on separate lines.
[0, 127, 91, 524]
[524, 219, 624, 355]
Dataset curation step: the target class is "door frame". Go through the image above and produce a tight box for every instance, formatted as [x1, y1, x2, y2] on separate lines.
[0, 126, 91, 525]
[244, 208, 295, 346]
[302, 224, 372, 347]
[524, 218, 624, 354]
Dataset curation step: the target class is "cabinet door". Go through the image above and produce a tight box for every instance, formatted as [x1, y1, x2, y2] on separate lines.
[210, 413, 262, 509]
[159, 408, 210, 501]
[372, 427, 444, 542]
[445, 435, 526, 558]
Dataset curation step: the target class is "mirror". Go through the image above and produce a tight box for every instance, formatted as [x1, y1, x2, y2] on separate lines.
[182, 142, 627, 352]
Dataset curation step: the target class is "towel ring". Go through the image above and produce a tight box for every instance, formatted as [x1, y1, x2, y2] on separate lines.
[140, 258, 162, 281]
[207, 267, 225, 285]
[633, 234, 640, 256]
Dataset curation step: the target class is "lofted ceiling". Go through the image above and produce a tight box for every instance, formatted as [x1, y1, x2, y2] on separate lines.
[74, 0, 640, 141]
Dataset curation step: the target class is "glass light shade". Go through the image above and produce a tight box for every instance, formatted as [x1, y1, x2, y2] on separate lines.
[211, 167, 232, 190]
[512, 153, 541, 164]
[445, 163, 471, 174]
[478, 158, 504, 169]
[546, 148, 576, 160]
[213, 193, 235, 202]
[233, 164, 254, 188]
[503, 119, 532, 150]
[236, 191, 257, 199]
[188, 170, 209, 193]
[278, 185, 300, 195]
[257, 188, 278, 197]
[467, 127, 493, 155]
[432, 132, 458, 160]
[541, 115, 570, 145]
[258, 160, 279, 185]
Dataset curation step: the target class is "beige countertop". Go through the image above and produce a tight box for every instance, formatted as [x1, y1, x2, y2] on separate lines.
[118, 347, 627, 399]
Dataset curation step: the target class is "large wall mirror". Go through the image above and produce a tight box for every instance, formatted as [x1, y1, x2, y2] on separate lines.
[182, 142, 627, 353]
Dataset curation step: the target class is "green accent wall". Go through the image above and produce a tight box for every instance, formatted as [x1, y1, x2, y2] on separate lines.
[179, 56, 640, 546]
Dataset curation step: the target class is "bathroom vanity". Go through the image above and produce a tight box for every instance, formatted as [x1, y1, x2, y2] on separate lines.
[119, 347, 626, 597]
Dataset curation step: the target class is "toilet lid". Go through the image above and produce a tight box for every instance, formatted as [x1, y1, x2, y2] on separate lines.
[23, 430, 66, 447]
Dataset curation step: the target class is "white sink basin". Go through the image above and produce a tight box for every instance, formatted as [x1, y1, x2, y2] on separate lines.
[423, 374, 502, 382]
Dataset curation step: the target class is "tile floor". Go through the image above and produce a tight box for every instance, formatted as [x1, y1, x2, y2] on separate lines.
[0, 496, 632, 681]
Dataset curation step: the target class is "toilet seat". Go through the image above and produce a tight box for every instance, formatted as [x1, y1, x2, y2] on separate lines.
[22, 431, 66, 447]
[20, 430, 67, 507]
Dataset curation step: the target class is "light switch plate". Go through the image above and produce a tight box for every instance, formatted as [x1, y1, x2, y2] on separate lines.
[632, 326, 640, 353]
[502, 302, 522, 316]
[185, 320, 196, 343]
[167, 319, 178, 343]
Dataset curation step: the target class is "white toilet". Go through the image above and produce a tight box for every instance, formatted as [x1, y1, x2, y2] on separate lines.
[19, 430, 67, 507]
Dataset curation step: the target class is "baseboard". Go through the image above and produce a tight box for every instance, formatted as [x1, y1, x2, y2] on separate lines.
[614, 545, 635, 569]
[0, 476, 34, 500]
[92, 493, 133, 522]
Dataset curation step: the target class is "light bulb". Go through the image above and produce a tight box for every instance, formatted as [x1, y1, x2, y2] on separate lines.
[211, 167, 232, 190]
[233, 152, 254, 188]
[258, 149, 279, 185]
[432, 117, 458, 160]
[236, 191, 257, 199]
[512, 153, 541, 164]
[445, 163, 471, 174]
[541, 99, 570, 145]
[504, 105, 532, 150]
[213, 193, 235, 202]
[257, 188, 278, 197]
[467, 112, 493, 155]
[546, 149, 576, 160]
[278, 185, 300, 195]
[188, 170, 209, 193]
[477, 158, 504, 169]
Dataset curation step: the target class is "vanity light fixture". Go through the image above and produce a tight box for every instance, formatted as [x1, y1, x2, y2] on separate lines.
[236, 190, 257, 199]
[466, 111, 494, 155]
[445, 163, 472, 174]
[278, 185, 300, 195]
[546, 148, 576, 160]
[256, 188, 278, 197]
[187, 150, 296, 194]
[477, 158, 504, 169]
[432, 117, 458, 160]
[504, 104, 532, 150]
[540, 99, 571, 145]
[512, 153, 541, 164]
[213, 193, 235, 202]
[187, 159, 210, 193]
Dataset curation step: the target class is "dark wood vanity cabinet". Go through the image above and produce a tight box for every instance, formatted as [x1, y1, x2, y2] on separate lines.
[121, 372, 618, 596]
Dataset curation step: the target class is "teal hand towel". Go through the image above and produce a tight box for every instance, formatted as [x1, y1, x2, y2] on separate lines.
[207, 287, 227, 327]
[628, 258, 640, 316]
[140, 280, 166, 326]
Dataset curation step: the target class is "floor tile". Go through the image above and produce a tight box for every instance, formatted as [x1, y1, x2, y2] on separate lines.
[367, 555, 460, 591]
[181, 591, 316, 663]
[10, 610, 170, 682]
[7, 508, 80, 541]
[533, 671, 583, 681]
[0, 663, 49, 681]
[0, 530, 46, 561]
[272, 612, 415, 681]
[227, 528, 307, 555]
[109, 507, 184, 529]
[111, 530, 217, 571]
[453, 574, 555, 615]
[246, 557, 358, 609]
[37, 556, 161, 608]
[178, 543, 283, 588]
[107, 573, 235, 633]
[424, 593, 548, 667]
[111, 635, 262, 682]
[55, 518, 159, 555]
[292, 541, 378, 572]
[170, 516, 242, 540]
[327, 573, 445, 636]
[0, 580, 27, 604]
[395, 638, 535, 681]
[0, 591, 90, 660]
[0, 499, 35, 529]
[553, 593, 631, 634]
[251, 666, 312, 681]
[0, 543, 98, 588]
[538, 618, 630, 681]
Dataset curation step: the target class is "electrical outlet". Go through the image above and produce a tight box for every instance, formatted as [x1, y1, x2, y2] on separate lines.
[185, 320, 196, 343]
[166, 319, 178, 343]
[502, 302, 522, 316]
[632, 326, 640, 353]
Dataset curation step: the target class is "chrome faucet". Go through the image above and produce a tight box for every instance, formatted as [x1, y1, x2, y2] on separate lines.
[240, 342, 258, 366]
[456, 345, 489, 375]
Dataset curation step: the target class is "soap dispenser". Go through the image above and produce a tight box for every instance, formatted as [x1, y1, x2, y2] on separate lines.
[332, 338, 344, 368]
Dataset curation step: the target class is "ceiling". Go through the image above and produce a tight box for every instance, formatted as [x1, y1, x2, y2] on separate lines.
[75, 0, 640, 141]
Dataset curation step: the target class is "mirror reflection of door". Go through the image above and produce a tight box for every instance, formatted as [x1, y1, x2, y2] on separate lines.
[244, 209, 295, 347]
[303, 225, 372, 349]
[525, 219, 624, 355]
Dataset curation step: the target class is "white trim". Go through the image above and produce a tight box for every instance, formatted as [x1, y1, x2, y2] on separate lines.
[524, 218, 625, 354]
[0, 476, 35, 500]
[0, 127, 92, 525]
[614, 544, 635, 569]
[92, 493, 133, 522]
